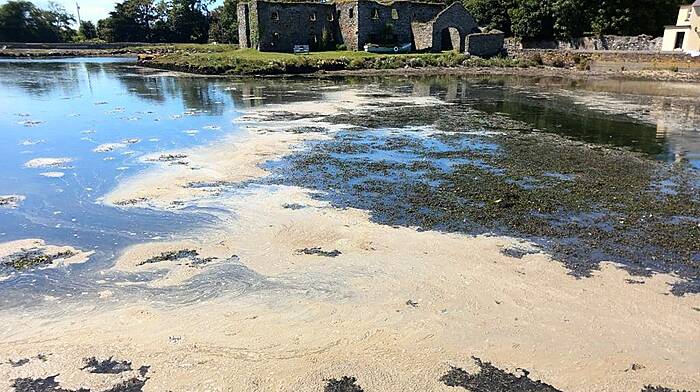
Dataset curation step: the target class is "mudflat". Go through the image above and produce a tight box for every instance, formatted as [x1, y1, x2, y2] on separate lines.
[0, 59, 698, 392]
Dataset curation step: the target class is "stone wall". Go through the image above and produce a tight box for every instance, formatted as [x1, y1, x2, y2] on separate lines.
[465, 30, 504, 57]
[506, 35, 663, 52]
[356, 0, 422, 50]
[237, 3, 250, 49]
[254, 1, 340, 52]
[428, 2, 478, 52]
[336, 2, 359, 50]
[241, 0, 480, 53]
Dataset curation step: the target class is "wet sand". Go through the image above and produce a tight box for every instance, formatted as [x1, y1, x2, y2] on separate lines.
[0, 87, 698, 392]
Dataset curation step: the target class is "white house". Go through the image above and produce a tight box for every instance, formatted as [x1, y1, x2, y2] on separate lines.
[662, 0, 700, 52]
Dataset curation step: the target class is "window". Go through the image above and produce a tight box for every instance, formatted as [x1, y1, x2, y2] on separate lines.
[349, 7, 354, 18]
[271, 32, 280, 46]
[686, 9, 692, 21]
[391, 8, 398, 20]
[371, 8, 379, 20]
[311, 33, 318, 44]
[310, 12, 317, 21]
[271, 10, 279, 20]
[328, 11, 334, 21]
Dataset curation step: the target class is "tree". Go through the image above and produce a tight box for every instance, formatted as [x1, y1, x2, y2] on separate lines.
[78, 20, 98, 40]
[167, 0, 212, 43]
[208, 0, 238, 43]
[0, 0, 75, 42]
[462, 0, 513, 35]
[97, 0, 159, 42]
[508, 0, 555, 40]
[552, 0, 590, 38]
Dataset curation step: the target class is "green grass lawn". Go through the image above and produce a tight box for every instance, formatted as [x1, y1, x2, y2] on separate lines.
[135, 44, 528, 75]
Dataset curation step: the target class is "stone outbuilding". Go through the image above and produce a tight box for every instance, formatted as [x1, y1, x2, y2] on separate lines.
[238, 0, 501, 54]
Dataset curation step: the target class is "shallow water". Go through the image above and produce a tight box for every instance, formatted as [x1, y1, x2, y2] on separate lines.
[1, 58, 699, 306]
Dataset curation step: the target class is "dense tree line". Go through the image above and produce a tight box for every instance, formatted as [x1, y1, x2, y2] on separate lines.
[0, 0, 239, 43]
[0, 0, 690, 43]
[0, 1, 76, 42]
[463, 0, 689, 39]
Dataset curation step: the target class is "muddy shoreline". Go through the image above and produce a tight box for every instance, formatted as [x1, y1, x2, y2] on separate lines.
[3, 47, 700, 82]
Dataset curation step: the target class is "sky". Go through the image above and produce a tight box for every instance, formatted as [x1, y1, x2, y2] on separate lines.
[0, 0, 224, 24]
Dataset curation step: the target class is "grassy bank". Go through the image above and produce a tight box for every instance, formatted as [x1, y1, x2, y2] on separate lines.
[136, 45, 528, 75]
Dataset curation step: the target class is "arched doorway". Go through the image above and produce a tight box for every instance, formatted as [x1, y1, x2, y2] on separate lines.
[439, 27, 461, 52]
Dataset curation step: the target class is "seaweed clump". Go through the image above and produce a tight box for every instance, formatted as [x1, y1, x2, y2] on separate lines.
[440, 357, 562, 391]
[324, 376, 364, 392]
[298, 247, 342, 257]
[268, 102, 700, 294]
[1, 249, 76, 270]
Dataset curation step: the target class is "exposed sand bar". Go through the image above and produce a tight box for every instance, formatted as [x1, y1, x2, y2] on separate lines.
[0, 87, 698, 392]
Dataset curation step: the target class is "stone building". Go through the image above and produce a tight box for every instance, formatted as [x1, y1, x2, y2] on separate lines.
[238, 0, 490, 53]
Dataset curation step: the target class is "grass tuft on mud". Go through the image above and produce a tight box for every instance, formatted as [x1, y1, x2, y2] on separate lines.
[137, 47, 529, 76]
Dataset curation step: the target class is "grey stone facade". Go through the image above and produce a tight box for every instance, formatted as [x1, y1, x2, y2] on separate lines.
[465, 30, 504, 57]
[239, 0, 483, 53]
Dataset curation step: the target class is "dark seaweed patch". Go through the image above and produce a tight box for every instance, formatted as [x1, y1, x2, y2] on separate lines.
[298, 247, 342, 257]
[1, 249, 76, 270]
[9, 358, 29, 367]
[12, 375, 88, 392]
[324, 376, 364, 392]
[440, 357, 562, 392]
[641, 386, 697, 392]
[137, 249, 199, 266]
[81, 357, 132, 374]
[267, 102, 700, 294]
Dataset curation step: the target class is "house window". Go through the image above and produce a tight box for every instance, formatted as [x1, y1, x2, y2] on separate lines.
[371, 8, 379, 20]
[349, 7, 354, 18]
[328, 11, 334, 21]
[391, 8, 398, 20]
[271, 32, 280, 46]
[271, 10, 279, 20]
[686, 9, 692, 21]
[674, 31, 686, 49]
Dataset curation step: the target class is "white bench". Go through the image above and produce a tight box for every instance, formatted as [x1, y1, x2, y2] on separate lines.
[293, 45, 310, 54]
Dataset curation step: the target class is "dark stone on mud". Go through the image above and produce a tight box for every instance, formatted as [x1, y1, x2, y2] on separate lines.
[624, 279, 645, 285]
[500, 247, 538, 259]
[440, 357, 562, 391]
[1, 249, 76, 271]
[283, 203, 307, 210]
[81, 357, 132, 374]
[324, 376, 364, 392]
[298, 247, 342, 257]
[406, 299, 419, 307]
[9, 358, 29, 367]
